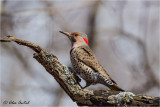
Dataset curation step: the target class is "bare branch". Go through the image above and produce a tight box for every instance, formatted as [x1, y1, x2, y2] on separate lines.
[0, 36, 159, 106]
[0, 35, 47, 53]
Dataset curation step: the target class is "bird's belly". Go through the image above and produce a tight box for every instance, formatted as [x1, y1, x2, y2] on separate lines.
[71, 57, 97, 82]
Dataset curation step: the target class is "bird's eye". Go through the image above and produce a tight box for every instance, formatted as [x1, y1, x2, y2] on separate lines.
[75, 34, 78, 37]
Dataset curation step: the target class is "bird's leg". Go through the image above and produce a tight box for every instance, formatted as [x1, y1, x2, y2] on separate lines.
[68, 67, 81, 83]
[82, 81, 92, 89]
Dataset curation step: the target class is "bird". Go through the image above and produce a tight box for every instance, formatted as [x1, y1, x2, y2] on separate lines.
[59, 31, 124, 91]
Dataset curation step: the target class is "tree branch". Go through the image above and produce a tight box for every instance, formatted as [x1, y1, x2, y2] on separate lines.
[1, 35, 159, 106]
[0, 35, 45, 53]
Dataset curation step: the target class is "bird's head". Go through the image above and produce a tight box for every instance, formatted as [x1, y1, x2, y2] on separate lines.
[59, 31, 88, 48]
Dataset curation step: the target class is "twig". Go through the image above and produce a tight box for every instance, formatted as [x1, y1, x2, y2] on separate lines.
[0, 35, 46, 53]
[0, 35, 159, 106]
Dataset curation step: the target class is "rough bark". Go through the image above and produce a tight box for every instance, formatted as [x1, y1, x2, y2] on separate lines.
[1, 35, 159, 106]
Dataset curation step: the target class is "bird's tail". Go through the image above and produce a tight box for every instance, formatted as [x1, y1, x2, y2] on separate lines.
[108, 84, 124, 91]
[99, 73, 124, 91]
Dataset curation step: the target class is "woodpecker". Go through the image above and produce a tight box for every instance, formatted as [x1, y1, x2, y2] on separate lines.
[59, 31, 124, 91]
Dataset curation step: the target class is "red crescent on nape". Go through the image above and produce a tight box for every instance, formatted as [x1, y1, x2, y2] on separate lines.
[83, 38, 88, 45]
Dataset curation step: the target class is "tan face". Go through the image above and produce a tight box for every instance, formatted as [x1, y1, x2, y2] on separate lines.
[70, 32, 82, 43]
[59, 31, 88, 47]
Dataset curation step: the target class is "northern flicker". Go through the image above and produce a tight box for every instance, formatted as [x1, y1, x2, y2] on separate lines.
[59, 31, 124, 91]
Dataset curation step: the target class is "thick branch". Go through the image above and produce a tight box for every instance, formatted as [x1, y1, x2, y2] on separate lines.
[1, 36, 159, 106]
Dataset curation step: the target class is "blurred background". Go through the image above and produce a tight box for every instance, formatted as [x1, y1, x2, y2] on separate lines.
[0, 0, 159, 106]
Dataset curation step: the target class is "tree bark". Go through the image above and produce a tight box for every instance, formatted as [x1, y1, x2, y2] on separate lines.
[1, 35, 159, 106]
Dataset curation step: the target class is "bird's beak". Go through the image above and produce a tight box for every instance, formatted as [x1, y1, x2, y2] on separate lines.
[59, 31, 71, 40]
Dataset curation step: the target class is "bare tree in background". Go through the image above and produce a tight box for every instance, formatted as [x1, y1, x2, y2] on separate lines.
[1, 0, 159, 106]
